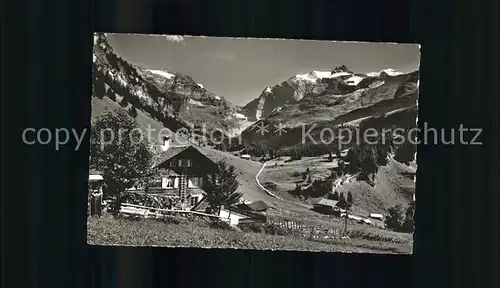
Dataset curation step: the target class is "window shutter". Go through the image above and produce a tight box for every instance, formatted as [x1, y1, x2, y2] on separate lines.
[161, 178, 168, 189]
[174, 177, 179, 188]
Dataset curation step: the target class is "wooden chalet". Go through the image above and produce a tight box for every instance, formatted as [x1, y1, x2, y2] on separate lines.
[147, 138, 219, 209]
[310, 198, 339, 214]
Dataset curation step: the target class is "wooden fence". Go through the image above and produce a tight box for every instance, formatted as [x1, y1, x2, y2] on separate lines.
[267, 218, 344, 238]
[120, 203, 224, 221]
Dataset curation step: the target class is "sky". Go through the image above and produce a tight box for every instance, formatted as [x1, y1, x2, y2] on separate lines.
[106, 33, 420, 106]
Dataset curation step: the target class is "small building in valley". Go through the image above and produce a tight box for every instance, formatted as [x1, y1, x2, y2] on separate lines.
[88, 170, 104, 192]
[369, 213, 384, 220]
[310, 198, 339, 214]
[240, 154, 251, 160]
[237, 200, 270, 212]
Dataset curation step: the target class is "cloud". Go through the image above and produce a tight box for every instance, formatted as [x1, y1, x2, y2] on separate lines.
[164, 35, 185, 43]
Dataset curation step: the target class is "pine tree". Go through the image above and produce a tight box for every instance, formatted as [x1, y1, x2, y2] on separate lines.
[120, 97, 129, 107]
[402, 201, 415, 232]
[385, 204, 406, 231]
[333, 191, 340, 201]
[337, 193, 347, 209]
[128, 106, 138, 118]
[204, 160, 242, 214]
[347, 191, 354, 209]
[294, 183, 302, 195]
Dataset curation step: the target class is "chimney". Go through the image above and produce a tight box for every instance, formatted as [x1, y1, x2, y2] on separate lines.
[161, 136, 171, 151]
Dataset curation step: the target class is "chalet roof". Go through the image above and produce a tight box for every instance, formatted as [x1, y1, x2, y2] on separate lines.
[157, 144, 217, 165]
[156, 145, 191, 165]
[241, 200, 270, 212]
[310, 198, 338, 207]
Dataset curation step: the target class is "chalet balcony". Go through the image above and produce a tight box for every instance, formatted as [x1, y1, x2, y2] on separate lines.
[128, 187, 205, 197]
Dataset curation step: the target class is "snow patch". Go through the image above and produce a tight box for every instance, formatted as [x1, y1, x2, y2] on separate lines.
[188, 99, 205, 107]
[382, 69, 403, 76]
[368, 80, 385, 89]
[328, 71, 351, 78]
[149, 69, 175, 79]
[366, 72, 380, 77]
[264, 87, 272, 93]
[197, 83, 204, 88]
[296, 70, 353, 82]
[366, 68, 403, 77]
[296, 73, 318, 82]
[255, 97, 266, 120]
[116, 74, 128, 87]
[214, 96, 221, 100]
[311, 71, 332, 78]
[344, 75, 364, 85]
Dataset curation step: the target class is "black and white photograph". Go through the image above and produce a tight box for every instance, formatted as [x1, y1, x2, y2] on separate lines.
[88, 33, 419, 254]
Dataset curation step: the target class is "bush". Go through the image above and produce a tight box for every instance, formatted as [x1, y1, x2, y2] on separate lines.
[209, 219, 233, 230]
[128, 106, 138, 118]
[385, 204, 406, 231]
[306, 179, 333, 198]
[239, 222, 265, 233]
[159, 215, 182, 225]
[239, 222, 294, 236]
[106, 89, 116, 101]
[329, 191, 340, 201]
[348, 229, 409, 244]
[120, 98, 129, 107]
[263, 223, 292, 236]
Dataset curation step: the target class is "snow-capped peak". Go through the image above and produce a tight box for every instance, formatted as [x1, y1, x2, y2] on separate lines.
[296, 70, 352, 82]
[381, 69, 403, 76]
[366, 68, 403, 77]
[149, 69, 175, 79]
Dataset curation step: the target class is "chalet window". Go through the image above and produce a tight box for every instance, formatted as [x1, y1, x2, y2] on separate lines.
[188, 177, 203, 188]
[190, 196, 198, 206]
[161, 177, 175, 189]
[169, 160, 177, 167]
[178, 159, 192, 167]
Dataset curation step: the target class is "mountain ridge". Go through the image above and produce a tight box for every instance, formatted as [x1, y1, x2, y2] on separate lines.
[239, 65, 418, 123]
[92, 33, 249, 137]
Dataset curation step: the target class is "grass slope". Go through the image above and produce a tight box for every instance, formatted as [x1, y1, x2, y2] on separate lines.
[260, 155, 415, 215]
[87, 216, 411, 254]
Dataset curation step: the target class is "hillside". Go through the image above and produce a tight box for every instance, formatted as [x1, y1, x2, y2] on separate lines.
[92, 33, 249, 137]
[259, 154, 416, 217]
